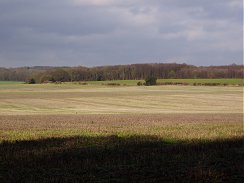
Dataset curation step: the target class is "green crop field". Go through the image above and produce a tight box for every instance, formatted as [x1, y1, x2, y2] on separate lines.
[157, 78, 244, 85]
[82, 78, 244, 86]
[0, 82, 243, 182]
[0, 81, 24, 85]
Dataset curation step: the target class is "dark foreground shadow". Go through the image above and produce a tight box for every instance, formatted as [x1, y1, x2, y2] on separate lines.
[0, 135, 243, 183]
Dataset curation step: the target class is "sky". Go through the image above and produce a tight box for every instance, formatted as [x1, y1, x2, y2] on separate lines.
[0, 0, 243, 67]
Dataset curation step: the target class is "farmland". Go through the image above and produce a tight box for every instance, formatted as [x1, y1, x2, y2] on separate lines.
[0, 80, 243, 115]
[85, 78, 244, 86]
[0, 81, 243, 182]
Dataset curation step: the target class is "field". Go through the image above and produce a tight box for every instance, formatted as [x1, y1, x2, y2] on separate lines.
[79, 78, 244, 86]
[0, 80, 243, 115]
[0, 81, 243, 182]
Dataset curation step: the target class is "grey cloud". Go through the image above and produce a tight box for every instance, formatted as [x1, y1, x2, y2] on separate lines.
[0, 0, 242, 67]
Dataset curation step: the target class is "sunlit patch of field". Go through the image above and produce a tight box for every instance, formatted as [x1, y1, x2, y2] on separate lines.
[0, 113, 243, 142]
[0, 84, 242, 115]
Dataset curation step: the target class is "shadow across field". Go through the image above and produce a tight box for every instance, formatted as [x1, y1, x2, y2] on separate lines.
[0, 135, 243, 183]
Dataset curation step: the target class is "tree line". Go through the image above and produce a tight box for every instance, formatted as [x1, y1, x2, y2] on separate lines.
[0, 63, 243, 83]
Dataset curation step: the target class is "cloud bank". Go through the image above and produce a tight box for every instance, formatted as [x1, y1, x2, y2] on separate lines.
[0, 0, 242, 67]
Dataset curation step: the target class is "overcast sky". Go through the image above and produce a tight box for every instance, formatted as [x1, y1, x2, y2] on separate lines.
[0, 0, 242, 67]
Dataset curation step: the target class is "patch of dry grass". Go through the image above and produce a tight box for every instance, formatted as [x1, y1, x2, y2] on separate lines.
[0, 85, 243, 114]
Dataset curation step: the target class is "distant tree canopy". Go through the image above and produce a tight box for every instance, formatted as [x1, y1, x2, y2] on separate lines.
[0, 63, 243, 83]
[40, 69, 71, 83]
